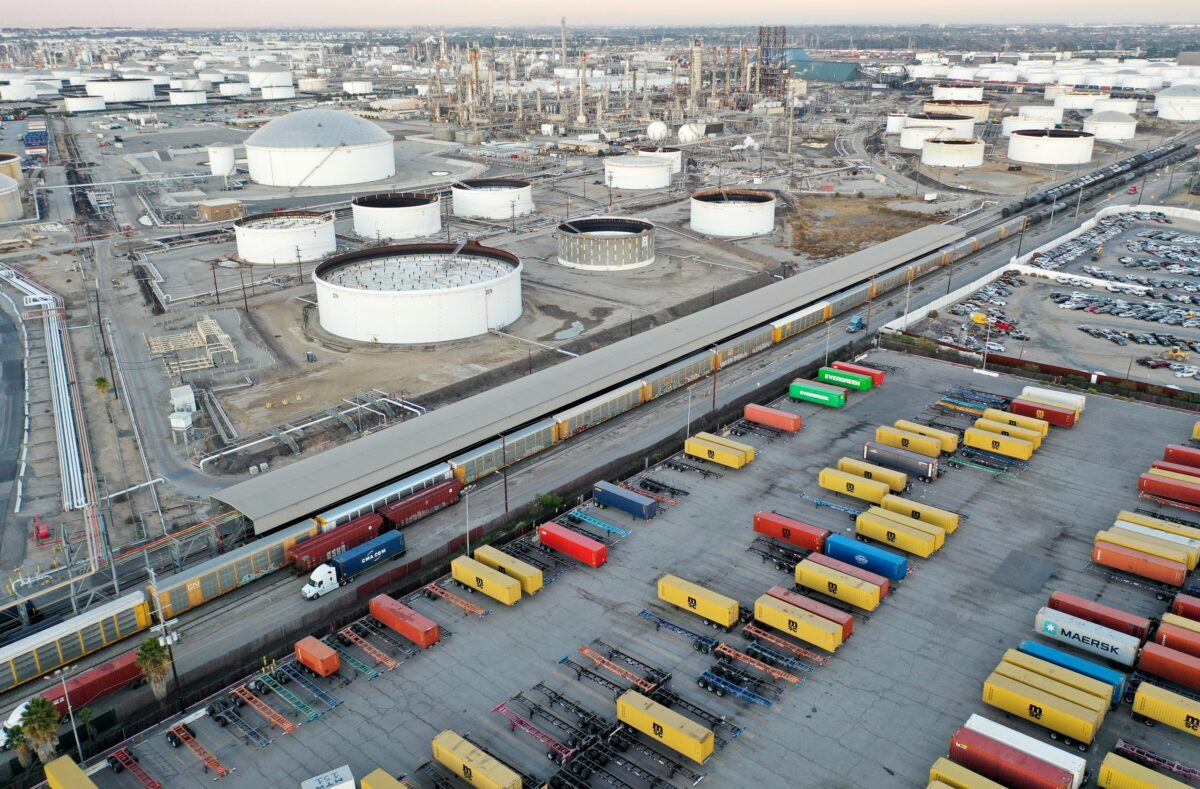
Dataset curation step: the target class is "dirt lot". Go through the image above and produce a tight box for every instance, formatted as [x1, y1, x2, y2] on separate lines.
[787, 196, 937, 259]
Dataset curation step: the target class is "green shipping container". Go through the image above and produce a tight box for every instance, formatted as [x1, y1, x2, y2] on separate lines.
[817, 367, 873, 392]
[789, 380, 846, 408]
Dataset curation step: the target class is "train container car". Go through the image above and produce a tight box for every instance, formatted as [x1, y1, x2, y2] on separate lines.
[991, 662, 1109, 718]
[361, 770, 410, 789]
[1138, 473, 1200, 507]
[377, 479, 462, 530]
[982, 408, 1050, 437]
[753, 511, 829, 552]
[879, 494, 960, 533]
[1098, 752, 1189, 789]
[644, 349, 716, 398]
[1047, 591, 1152, 640]
[765, 585, 854, 642]
[1163, 444, 1200, 469]
[714, 325, 775, 369]
[472, 545, 544, 595]
[805, 552, 890, 598]
[44, 756, 98, 789]
[617, 690, 714, 764]
[555, 380, 645, 440]
[1109, 523, 1200, 570]
[1153, 622, 1200, 659]
[369, 594, 439, 648]
[1020, 387, 1086, 415]
[974, 419, 1043, 450]
[830, 360, 885, 386]
[448, 416, 559, 484]
[310, 464, 456, 533]
[893, 420, 959, 452]
[1131, 682, 1200, 739]
[1017, 640, 1127, 706]
[1095, 529, 1192, 569]
[287, 513, 386, 572]
[1116, 510, 1200, 543]
[753, 594, 844, 652]
[794, 558, 882, 611]
[823, 533, 908, 582]
[296, 636, 340, 677]
[684, 436, 749, 469]
[537, 522, 607, 567]
[864, 441, 940, 482]
[789, 379, 847, 407]
[1137, 643, 1200, 691]
[949, 727, 1074, 789]
[771, 301, 831, 343]
[592, 480, 657, 520]
[1163, 613, 1200, 635]
[855, 509, 938, 558]
[818, 467, 890, 504]
[1171, 593, 1200, 620]
[962, 715, 1087, 789]
[929, 757, 1007, 789]
[1034, 607, 1140, 667]
[1150, 460, 1200, 480]
[982, 673, 1101, 745]
[817, 366, 873, 392]
[999, 650, 1114, 710]
[743, 403, 803, 432]
[875, 426, 942, 458]
[870, 507, 947, 548]
[657, 574, 740, 629]
[1010, 399, 1077, 428]
[836, 457, 908, 492]
[41, 650, 143, 719]
[431, 730, 522, 789]
[963, 428, 1034, 461]
[450, 556, 522, 606]
[694, 432, 755, 463]
[1091, 541, 1187, 588]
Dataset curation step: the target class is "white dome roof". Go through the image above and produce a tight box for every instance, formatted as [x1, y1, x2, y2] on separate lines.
[1158, 84, 1200, 97]
[1089, 110, 1135, 123]
[246, 109, 392, 150]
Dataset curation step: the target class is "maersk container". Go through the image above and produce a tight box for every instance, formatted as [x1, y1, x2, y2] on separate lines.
[806, 552, 889, 598]
[998, 651, 1113, 713]
[753, 511, 828, 552]
[824, 533, 908, 582]
[1098, 752, 1190, 789]
[538, 522, 607, 567]
[1165, 443, 1200, 469]
[789, 379, 847, 407]
[875, 425, 941, 458]
[949, 727, 1074, 789]
[1047, 591, 1152, 640]
[1010, 398, 1077, 427]
[817, 366, 873, 392]
[870, 507, 946, 549]
[753, 594, 843, 653]
[794, 558, 881, 611]
[1131, 682, 1200, 739]
[1017, 640, 1127, 706]
[593, 480, 657, 520]
[1110, 523, 1200, 570]
[830, 360, 885, 386]
[1171, 593, 1200, 620]
[1020, 386, 1085, 414]
[765, 584, 853, 641]
[1138, 473, 1200, 507]
[818, 467, 890, 504]
[929, 758, 1007, 789]
[855, 510, 938, 558]
[879, 494, 960, 533]
[743, 403, 803, 432]
[962, 715, 1087, 789]
[836, 457, 908, 492]
[982, 407, 1049, 437]
[975, 418, 1043, 450]
[1091, 541, 1186, 588]
[982, 672, 1101, 744]
[863, 441, 940, 482]
[964, 427, 1034, 461]
[1156, 621, 1200, 659]
[893, 420, 959, 452]
[1138, 642, 1200, 691]
[1034, 607, 1140, 667]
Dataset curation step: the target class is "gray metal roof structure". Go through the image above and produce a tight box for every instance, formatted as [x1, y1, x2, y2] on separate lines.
[213, 224, 964, 532]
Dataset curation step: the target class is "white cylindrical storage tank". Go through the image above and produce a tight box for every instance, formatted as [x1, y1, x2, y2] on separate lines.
[900, 124, 953, 151]
[248, 66, 292, 89]
[169, 90, 207, 105]
[690, 189, 776, 237]
[245, 109, 395, 187]
[314, 242, 523, 344]
[1054, 92, 1107, 111]
[922, 100, 989, 122]
[219, 82, 252, 97]
[908, 64, 938, 79]
[64, 95, 106, 112]
[631, 145, 682, 173]
[1120, 74, 1162, 91]
[0, 153, 22, 182]
[199, 69, 225, 84]
[84, 77, 155, 102]
[261, 85, 296, 100]
[932, 84, 983, 101]
[905, 112, 974, 136]
[0, 83, 38, 101]
[352, 193, 441, 240]
[885, 113, 907, 134]
[557, 217, 655, 270]
[1007, 129, 1094, 165]
[451, 178, 534, 220]
[178, 78, 209, 91]
[1092, 97, 1138, 114]
[921, 138, 985, 168]
[1083, 110, 1136, 141]
[298, 77, 328, 92]
[988, 67, 1019, 82]
[603, 157, 671, 190]
[1155, 85, 1200, 121]
[207, 145, 236, 177]
[343, 80, 373, 95]
[1001, 116, 1056, 136]
[947, 65, 978, 81]
[1018, 104, 1064, 123]
[234, 211, 336, 265]
[0, 174, 21, 222]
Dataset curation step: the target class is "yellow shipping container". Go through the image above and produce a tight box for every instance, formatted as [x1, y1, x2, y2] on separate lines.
[1132, 683, 1200, 739]
[432, 731, 522, 789]
[875, 425, 942, 458]
[894, 420, 959, 452]
[1148, 468, 1200, 486]
[855, 510, 938, 558]
[1098, 752, 1190, 789]
[974, 418, 1043, 450]
[982, 408, 1050, 437]
[753, 594, 843, 652]
[928, 758, 1007, 789]
[836, 457, 908, 492]
[657, 574, 740, 628]
[694, 431, 756, 462]
[963, 428, 1034, 461]
[991, 661, 1109, 717]
[982, 673, 1100, 744]
[1000, 649, 1113, 707]
[794, 558, 881, 611]
[473, 545, 544, 595]
[44, 757, 98, 789]
[1117, 510, 1200, 542]
[1162, 613, 1200, 635]
[818, 467, 891, 504]
[879, 494, 960, 534]
[684, 437, 748, 469]
[362, 769, 413, 789]
[869, 507, 946, 549]
[616, 690, 714, 764]
[1110, 525, 1200, 570]
[450, 556, 522, 606]
[1193, 421, 1200, 442]
[929, 782, 957, 789]
[1095, 529, 1191, 569]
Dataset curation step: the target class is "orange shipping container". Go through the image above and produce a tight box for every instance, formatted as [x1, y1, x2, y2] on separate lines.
[295, 636, 340, 677]
[743, 403, 803, 433]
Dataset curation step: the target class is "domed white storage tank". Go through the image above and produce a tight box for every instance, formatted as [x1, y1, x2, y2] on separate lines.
[885, 114, 907, 134]
[64, 95, 106, 112]
[631, 145, 683, 173]
[900, 124, 957, 151]
[245, 109, 396, 187]
[1043, 84, 1072, 100]
[0, 83, 37, 101]
[908, 64, 938, 79]
[261, 85, 296, 100]
[298, 77, 328, 92]
[314, 242, 522, 344]
[1055, 91, 1107, 111]
[85, 77, 155, 102]
[248, 66, 292, 89]
[905, 112, 975, 137]
[207, 145, 236, 177]
[1008, 129, 1094, 165]
[677, 123, 705, 144]
[352, 193, 441, 240]
[557, 217, 655, 270]
[451, 178, 534, 220]
[219, 82, 252, 97]
[178, 79, 209, 91]
[1018, 105, 1064, 123]
[947, 66, 978, 81]
[1092, 97, 1138, 114]
[1155, 85, 1200, 121]
[690, 189, 776, 237]
[0, 152, 22, 182]
[1001, 116, 1057, 136]
[1119, 74, 1163, 91]
[932, 84, 984, 101]
[987, 67, 1019, 82]
[604, 157, 671, 190]
[234, 211, 336, 265]
[0, 174, 21, 222]
[343, 80, 373, 95]
[199, 70, 225, 84]
[1083, 110, 1137, 141]
[921, 138, 985, 168]
[169, 90, 207, 105]
[922, 100, 989, 121]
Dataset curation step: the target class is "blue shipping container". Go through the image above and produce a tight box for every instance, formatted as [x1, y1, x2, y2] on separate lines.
[824, 534, 907, 582]
[1017, 639, 1126, 705]
[330, 531, 405, 579]
[593, 480, 657, 519]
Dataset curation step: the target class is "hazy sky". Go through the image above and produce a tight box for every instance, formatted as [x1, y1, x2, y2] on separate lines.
[6, 1, 1200, 29]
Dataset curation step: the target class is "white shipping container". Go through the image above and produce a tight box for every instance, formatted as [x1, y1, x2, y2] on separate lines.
[300, 765, 354, 789]
[1034, 607, 1139, 667]
[963, 715, 1086, 788]
[1021, 386, 1086, 413]
[1114, 520, 1200, 552]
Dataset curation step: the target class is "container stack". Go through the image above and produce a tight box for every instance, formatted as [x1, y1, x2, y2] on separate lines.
[789, 360, 885, 409]
[1138, 444, 1200, 509]
[683, 431, 755, 469]
[928, 714, 1090, 788]
[1090, 509, 1196, 588]
[1008, 386, 1085, 428]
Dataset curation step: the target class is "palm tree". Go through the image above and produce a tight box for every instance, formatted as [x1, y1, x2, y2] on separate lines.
[136, 637, 171, 702]
[19, 696, 60, 764]
[75, 707, 97, 743]
[6, 725, 33, 769]
[94, 377, 110, 396]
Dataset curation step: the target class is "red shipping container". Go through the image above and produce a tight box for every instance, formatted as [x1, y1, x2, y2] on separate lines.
[1092, 541, 1186, 587]
[538, 522, 607, 568]
[752, 511, 828, 553]
[378, 479, 462, 529]
[765, 585, 853, 641]
[948, 728, 1072, 789]
[1138, 472, 1200, 507]
[1171, 593, 1200, 620]
[370, 594, 439, 648]
[806, 553, 889, 598]
[295, 636, 340, 677]
[743, 404, 803, 433]
[830, 361, 885, 387]
[287, 513, 385, 571]
[1155, 622, 1200, 660]
[1047, 591, 1152, 640]
[1010, 398, 1076, 427]
[41, 651, 142, 719]
[1151, 460, 1200, 479]
[1137, 642, 1200, 691]
[1164, 444, 1200, 469]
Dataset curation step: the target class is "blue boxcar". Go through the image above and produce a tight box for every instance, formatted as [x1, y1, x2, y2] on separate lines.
[593, 480, 657, 519]
[824, 534, 907, 582]
[330, 531, 405, 580]
[1018, 639, 1126, 705]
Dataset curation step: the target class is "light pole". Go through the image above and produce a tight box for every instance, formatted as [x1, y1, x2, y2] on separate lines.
[981, 322, 993, 372]
[464, 490, 471, 555]
[51, 668, 83, 759]
[146, 570, 184, 714]
[823, 321, 832, 367]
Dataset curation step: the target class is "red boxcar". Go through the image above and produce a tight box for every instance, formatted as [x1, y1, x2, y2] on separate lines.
[1047, 591, 1152, 640]
[1009, 398, 1076, 427]
[378, 479, 462, 529]
[830, 361, 885, 387]
[765, 585, 853, 641]
[1164, 444, 1200, 469]
[806, 553, 889, 598]
[948, 727, 1072, 789]
[752, 511, 828, 553]
[743, 404, 803, 433]
[1172, 593, 1200, 620]
[1092, 542, 1186, 587]
[1137, 642, 1200, 690]
[1151, 460, 1200, 479]
[41, 651, 142, 719]
[538, 522, 607, 568]
[1139, 472, 1200, 507]
[287, 513, 385, 571]
[1155, 622, 1200, 660]
[370, 594, 439, 648]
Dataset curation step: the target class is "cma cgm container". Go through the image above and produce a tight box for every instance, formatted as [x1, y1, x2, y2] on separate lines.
[473, 545, 543, 594]
[369, 594, 439, 648]
[879, 494, 960, 533]
[1048, 591, 1152, 640]
[836, 457, 908, 492]
[982, 672, 1101, 744]
[684, 436, 749, 469]
[982, 407, 1049, 437]
[975, 418, 1043, 450]
[855, 509, 938, 558]
[1098, 752, 1190, 789]
[964, 427, 1034, 461]
[658, 574, 740, 628]
[789, 379, 847, 407]
[1171, 593, 1200, 620]
[753, 594, 844, 652]
[42, 650, 142, 718]
[538, 521, 607, 567]
[617, 690, 714, 763]
[794, 558, 881, 611]
[1017, 640, 1127, 706]
[1137, 643, 1200, 691]
[377, 479, 462, 529]
[805, 553, 889, 598]
[288, 513, 385, 571]
[451, 556, 521, 605]
[863, 441, 940, 482]
[949, 727, 1074, 789]
[874, 425, 941, 458]
[743, 403, 802, 432]
[1131, 682, 1200, 739]
[765, 584, 854, 641]
[1091, 541, 1187, 588]
[1010, 398, 1076, 427]
[929, 758, 1007, 789]
[818, 467, 890, 504]
[1164, 443, 1200, 469]
[892, 420, 959, 452]
[830, 360, 885, 386]
[431, 730, 521, 789]
[1035, 607, 1140, 667]
[823, 533, 908, 582]
[753, 511, 828, 552]
[593, 480, 657, 519]
[817, 366, 873, 392]
[962, 715, 1087, 789]
[1139, 473, 1200, 507]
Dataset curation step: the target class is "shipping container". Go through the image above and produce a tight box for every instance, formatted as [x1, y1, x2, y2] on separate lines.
[1021, 387, 1086, 414]
[684, 436, 749, 469]
[1091, 541, 1187, 588]
[1131, 682, 1200, 738]
[836, 457, 908, 492]
[694, 432, 755, 463]
[929, 757, 1008, 789]
[794, 558, 881, 611]
[765, 585, 853, 642]
[743, 403, 803, 432]
[1116, 510, 1200, 543]
[875, 426, 942, 458]
[431, 730, 522, 789]
[870, 507, 947, 549]
[1002, 649, 1114, 707]
[329, 531, 406, 580]
[1098, 752, 1190, 789]
[818, 467, 890, 504]
[1110, 524, 1200, 570]
[855, 510, 938, 558]
[1017, 640, 1127, 706]
[473, 546, 544, 595]
[1154, 622, 1200, 660]
[864, 441, 940, 482]
[538, 522, 607, 567]
[753, 511, 828, 553]
[963, 428, 1034, 461]
[789, 379, 847, 408]
[993, 658, 1110, 716]
[1171, 593, 1200, 620]
[1163, 612, 1200, 635]
[1095, 529, 1191, 569]
[1148, 467, 1200, 488]
[1010, 399, 1077, 428]
[823, 533, 908, 582]
[806, 552, 889, 598]
[1164, 444, 1200, 469]
[1149, 460, 1200, 480]
[657, 574, 740, 628]
[1138, 643, 1200, 691]
[1047, 591, 1152, 640]
[370, 594, 439, 648]
[616, 690, 714, 764]
[974, 418, 1044, 450]
[817, 366, 873, 392]
[949, 727, 1074, 789]
[753, 594, 843, 652]
[41, 651, 142, 719]
[962, 715, 1087, 788]
[1138, 473, 1200, 507]
[43, 756, 98, 789]
[377, 479, 462, 529]
[982, 408, 1050, 437]
[1193, 421, 1200, 441]
[1034, 607, 1140, 667]
[981, 672, 1101, 744]
[296, 636, 340, 677]
[287, 513, 386, 572]
[893, 420, 959, 452]
[878, 496, 958, 535]
[451, 557, 522, 605]
[830, 360, 885, 386]
[361, 769, 409, 789]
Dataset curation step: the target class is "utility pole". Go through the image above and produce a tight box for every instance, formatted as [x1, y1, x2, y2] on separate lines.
[210, 260, 220, 305]
[500, 433, 509, 512]
[295, 246, 303, 287]
[51, 668, 83, 759]
[239, 268, 249, 312]
[147, 570, 185, 714]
